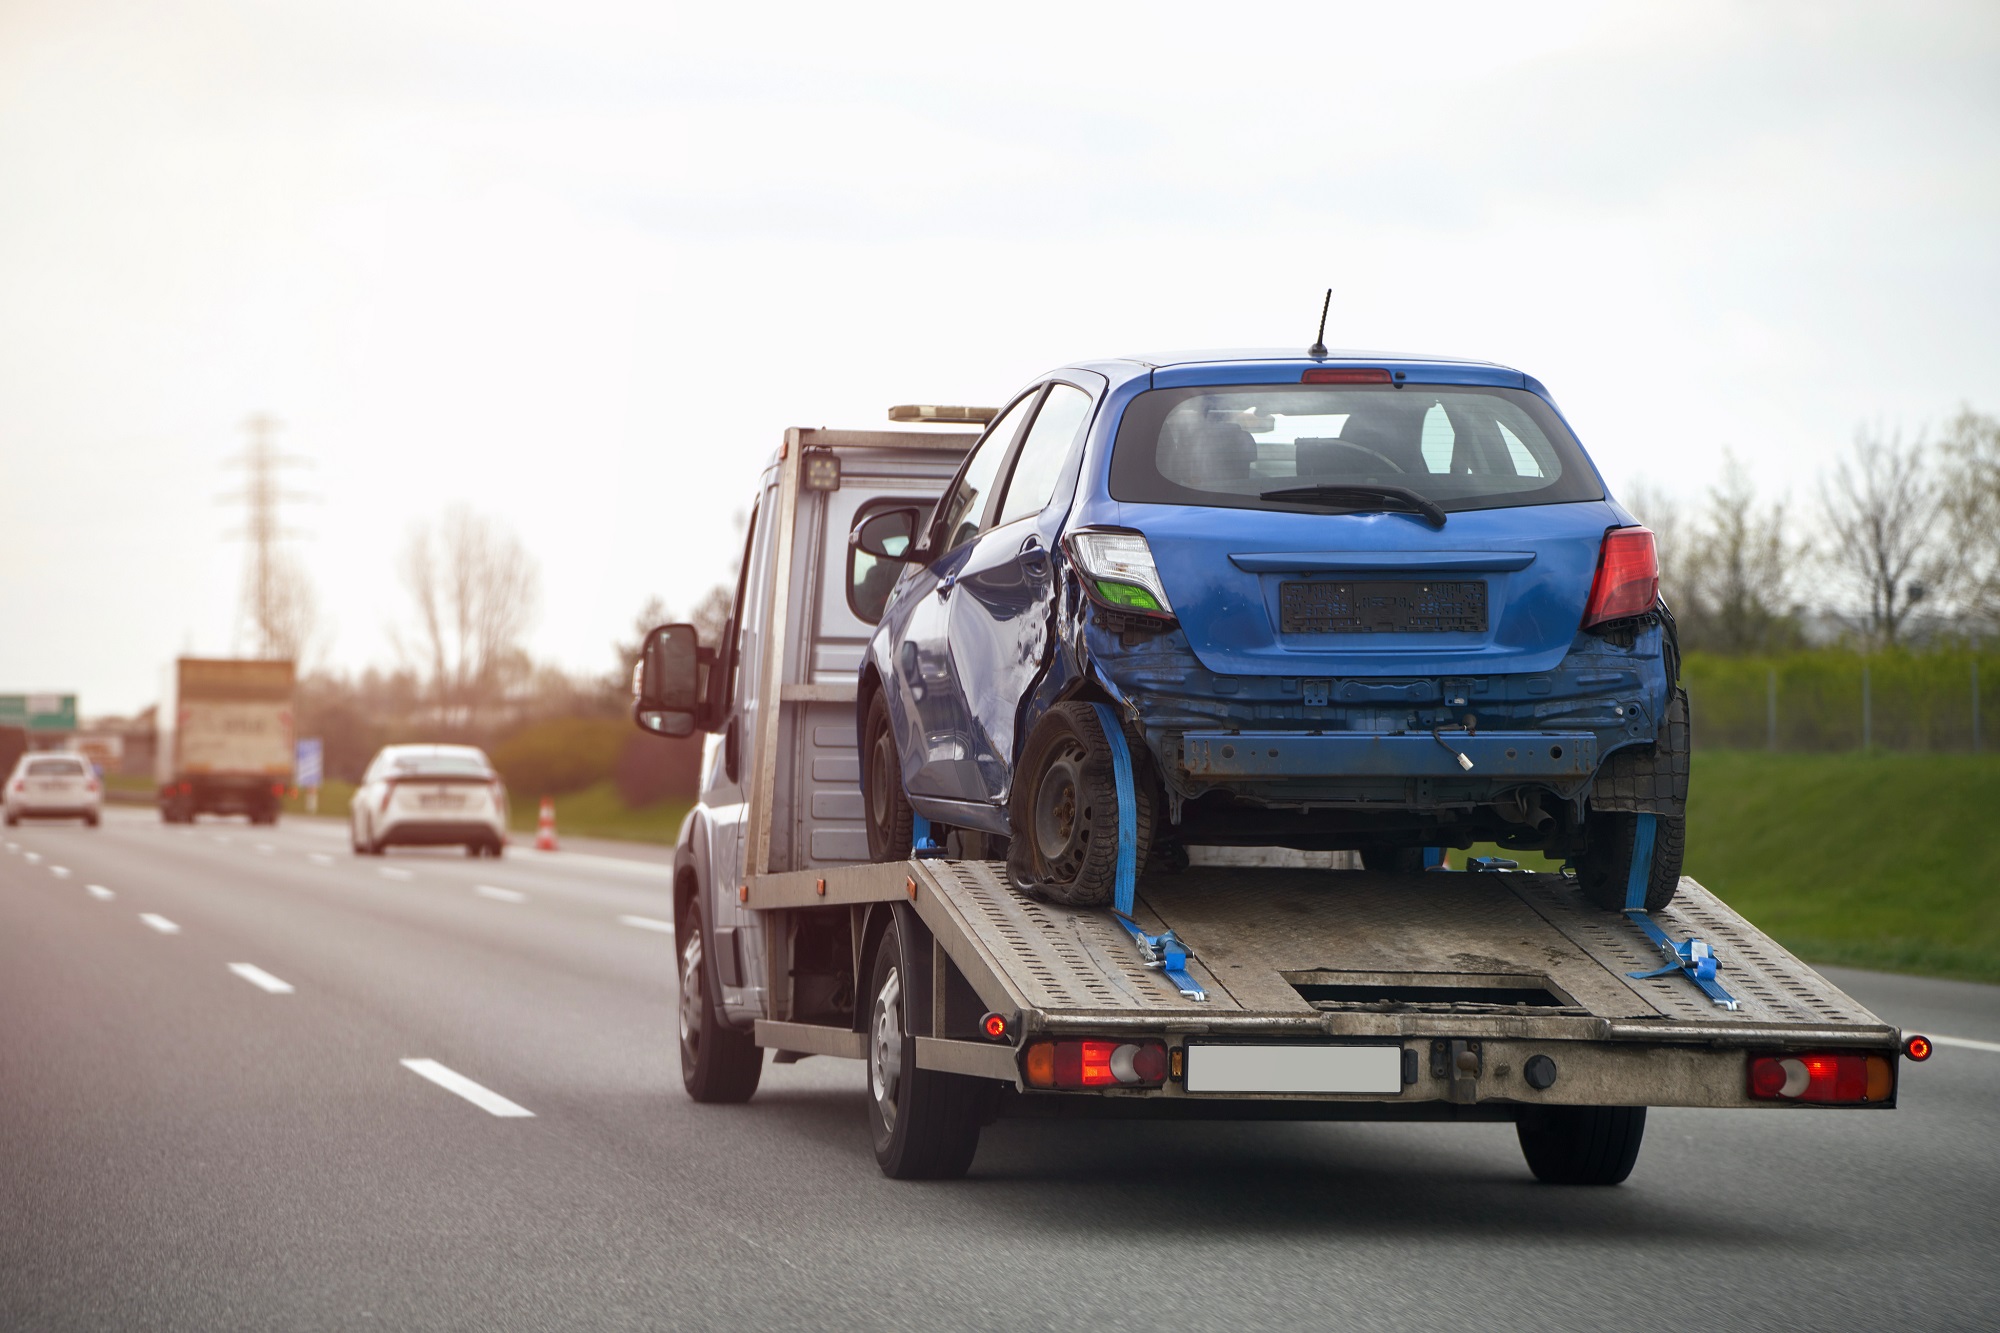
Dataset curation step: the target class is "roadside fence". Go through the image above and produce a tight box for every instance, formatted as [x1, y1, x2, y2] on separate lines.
[1683, 649, 1995, 752]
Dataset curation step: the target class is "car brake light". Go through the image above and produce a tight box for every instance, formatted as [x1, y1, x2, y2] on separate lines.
[492, 781, 507, 813]
[1021, 1038, 1169, 1090]
[1065, 529, 1175, 618]
[1582, 526, 1658, 628]
[9, 780, 22, 794]
[85, 780, 99, 793]
[1747, 1052, 1894, 1104]
[380, 782, 396, 815]
[1301, 367, 1392, 384]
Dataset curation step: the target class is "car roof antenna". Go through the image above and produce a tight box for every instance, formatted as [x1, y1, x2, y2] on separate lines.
[1308, 288, 1331, 358]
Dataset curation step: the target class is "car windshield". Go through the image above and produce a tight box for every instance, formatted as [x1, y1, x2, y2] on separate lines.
[1108, 383, 1603, 513]
[390, 753, 492, 778]
[25, 757, 86, 776]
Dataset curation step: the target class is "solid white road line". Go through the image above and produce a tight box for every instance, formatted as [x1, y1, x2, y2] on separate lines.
[618, 914, 675, 934]
[228, 963, 296, 994]
[139, 913, 181, 935]
[85, 884, 114, 900]
[306, 852, 334, 866]
[378, 867, 414, 881]
[475, 885, 527, 903]
[1932, 1034, 2000, 1054]
[398, 1059, 534, 1117]
[50, 865, 71, 878]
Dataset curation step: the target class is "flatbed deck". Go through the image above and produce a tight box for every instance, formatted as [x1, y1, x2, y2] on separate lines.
[749, 860, 1900, 1111]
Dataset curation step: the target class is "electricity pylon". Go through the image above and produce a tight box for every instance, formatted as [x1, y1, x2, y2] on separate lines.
[221, 413, 313, 659]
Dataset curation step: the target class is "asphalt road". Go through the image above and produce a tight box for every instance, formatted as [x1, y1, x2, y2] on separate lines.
[3, 808, 1995, 1332]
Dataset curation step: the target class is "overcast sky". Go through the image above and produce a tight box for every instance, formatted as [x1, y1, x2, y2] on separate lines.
[3, 0, 1996, 716]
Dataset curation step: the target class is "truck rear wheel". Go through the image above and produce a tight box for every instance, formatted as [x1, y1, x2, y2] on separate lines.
[678, 900, 762, 1104]
[867, 918, 983, 1179]
[1006, 703, 1152, 909]
[862, 689, 914, 862]
[1516, 1105, 1646, 1185]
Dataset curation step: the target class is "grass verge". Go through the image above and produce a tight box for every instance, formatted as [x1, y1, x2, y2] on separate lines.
[507, 782, 690, 846]
[1472, 751, 2000, 985]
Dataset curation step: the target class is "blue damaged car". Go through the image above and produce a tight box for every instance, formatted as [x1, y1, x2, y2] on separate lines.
[850, 349, 1687, 913]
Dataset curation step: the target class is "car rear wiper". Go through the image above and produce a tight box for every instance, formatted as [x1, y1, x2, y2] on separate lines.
[1257, 483, 1448, 529]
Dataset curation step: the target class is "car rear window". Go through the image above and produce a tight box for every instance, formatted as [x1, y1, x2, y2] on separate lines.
[1108, 383, 1603, 514]
[26, 757, 87, 776]
[390, 753, 493, 778]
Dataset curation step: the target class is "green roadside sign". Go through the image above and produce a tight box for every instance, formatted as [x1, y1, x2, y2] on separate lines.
[0, 694, 78, 732]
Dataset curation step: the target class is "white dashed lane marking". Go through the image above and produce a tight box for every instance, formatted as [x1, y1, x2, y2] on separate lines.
[24, 851, 41, 863]
[618, 915, 675, 935]
[255, 843, 275, 854]
[399, 1059, 534, 1117]
[50, 865, 71, 878]
[1933, 1035, 2000, 1055]
[228, 963, 296, 994]
[475, 885, 526, 903]
[139, 913, 181, 935]
[378, 867, 414, 881]
[306, 853, 333, 866]
[85, 885, 114, 900]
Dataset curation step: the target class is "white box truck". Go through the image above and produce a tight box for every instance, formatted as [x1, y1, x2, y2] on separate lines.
[157, 657, 295, 825]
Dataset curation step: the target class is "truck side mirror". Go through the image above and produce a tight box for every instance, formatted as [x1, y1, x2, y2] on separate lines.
[851, 507, 923, 562]
[633, 624, 717, 736]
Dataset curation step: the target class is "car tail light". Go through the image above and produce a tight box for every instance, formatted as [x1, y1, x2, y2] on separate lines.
[491, 781, 507, 814]
[1065, 529, 1175, 618]
[1747, 1052, 1894, 1104]
[1582, 526, 1658, 628]
[9, 780, 22, 794]
[1021, 1038, 1169, 1090]
[380, 782, 396, 815]
[1301, 367, 1392, 384]
[85, 780, 99, 794]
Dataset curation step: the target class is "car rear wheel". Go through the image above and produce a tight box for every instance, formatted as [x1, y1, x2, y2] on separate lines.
[1517, 1105, 1646, 1185]
[678, 899, 762, 1103]
[1577, 689, 1690, 912]
[1006, 702, 1152, 909]
[867, 917, 983, 1179]
[862, 689, 914, 862]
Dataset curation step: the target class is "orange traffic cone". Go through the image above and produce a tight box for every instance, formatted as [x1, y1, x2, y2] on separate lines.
[535, 796, 558, 852]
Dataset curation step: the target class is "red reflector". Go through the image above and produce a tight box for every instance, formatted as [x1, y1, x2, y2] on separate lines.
[1582, 526, 1659, 628]
[1905, 1035, 1932, 1061]
[1747, 1052, 1893, 1104]
[1021, 1038, 1170, 1090]
[1301, 367, 1393, 384]
[981, 1012, 1009, 1041]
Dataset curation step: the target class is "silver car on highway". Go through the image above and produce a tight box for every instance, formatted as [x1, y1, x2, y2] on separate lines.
[4, 752, 102, 827]
[350, 744, 508, 857]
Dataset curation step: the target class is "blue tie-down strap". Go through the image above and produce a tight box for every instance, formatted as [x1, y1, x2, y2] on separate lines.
[910, 813, 944, 859]
[1091, 703, 1207, 1002]
[1620, 812, 1739, 1010]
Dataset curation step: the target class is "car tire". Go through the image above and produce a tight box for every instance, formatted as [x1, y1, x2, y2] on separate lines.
[862, 688, 915, 862]
[867, 916, 983, 1180]
[1517, 1105, 1646, 1185]
[490, 841, 506, 859]
[1006, 702, 1153, 909]
[1578, 689, 1690, 912]
[678, 898, 763, 1104]
[85, 812, 99, 828]
[3, 811, 16, 827]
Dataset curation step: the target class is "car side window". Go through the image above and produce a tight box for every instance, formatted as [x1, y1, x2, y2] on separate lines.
[932, 390, 1039, 554]
[994, 383, 1092, 528]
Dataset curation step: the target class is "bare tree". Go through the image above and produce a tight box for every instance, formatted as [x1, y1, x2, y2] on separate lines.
[399, 506, 541, 726]
[1626, 458, 1802, 653]
[1621, 479, 1697, 618]
[1939, 407, 2000, 636]
[243, 547, 320, 663]
[1820, 425, 1945, 647]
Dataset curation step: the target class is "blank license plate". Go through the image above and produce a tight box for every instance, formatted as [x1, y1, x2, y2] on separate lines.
[1280, 580, 1487, 633]
[418, 789, 464, 809]
[1184, 1044, 1404, 1094]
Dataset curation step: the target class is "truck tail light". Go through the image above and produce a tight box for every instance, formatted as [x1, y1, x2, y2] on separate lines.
[1065, 529, 1175, 619]
[1582, 526, 1658, 628]
[1022, 1038, 1168, 1090]
[1747, 1052, 1894, 1104]
[1904, 1034, 1932, 1061]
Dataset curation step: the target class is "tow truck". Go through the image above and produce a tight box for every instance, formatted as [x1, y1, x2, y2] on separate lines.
[632, 409, 1927, 1183]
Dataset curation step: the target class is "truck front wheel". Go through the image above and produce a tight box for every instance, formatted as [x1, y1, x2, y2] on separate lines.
[678, 900, 762, 1104]
[867, 919, 983, 1180]
[1516, 1105, 1646, 1185]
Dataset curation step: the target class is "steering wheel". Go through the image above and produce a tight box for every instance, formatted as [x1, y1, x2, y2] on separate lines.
[1306, 439, 1407, 474]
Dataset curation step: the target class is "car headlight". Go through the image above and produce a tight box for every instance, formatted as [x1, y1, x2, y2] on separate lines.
[1065, 528, 1175, 618]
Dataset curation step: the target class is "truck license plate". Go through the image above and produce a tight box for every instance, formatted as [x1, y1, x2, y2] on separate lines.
[1280, 580, 1487, 634]
[1183, 1044, 1404, 1094]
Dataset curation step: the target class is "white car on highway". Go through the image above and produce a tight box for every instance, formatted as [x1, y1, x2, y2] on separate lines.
[350, 744, 508, 857]
[5, 752, 102, 827]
